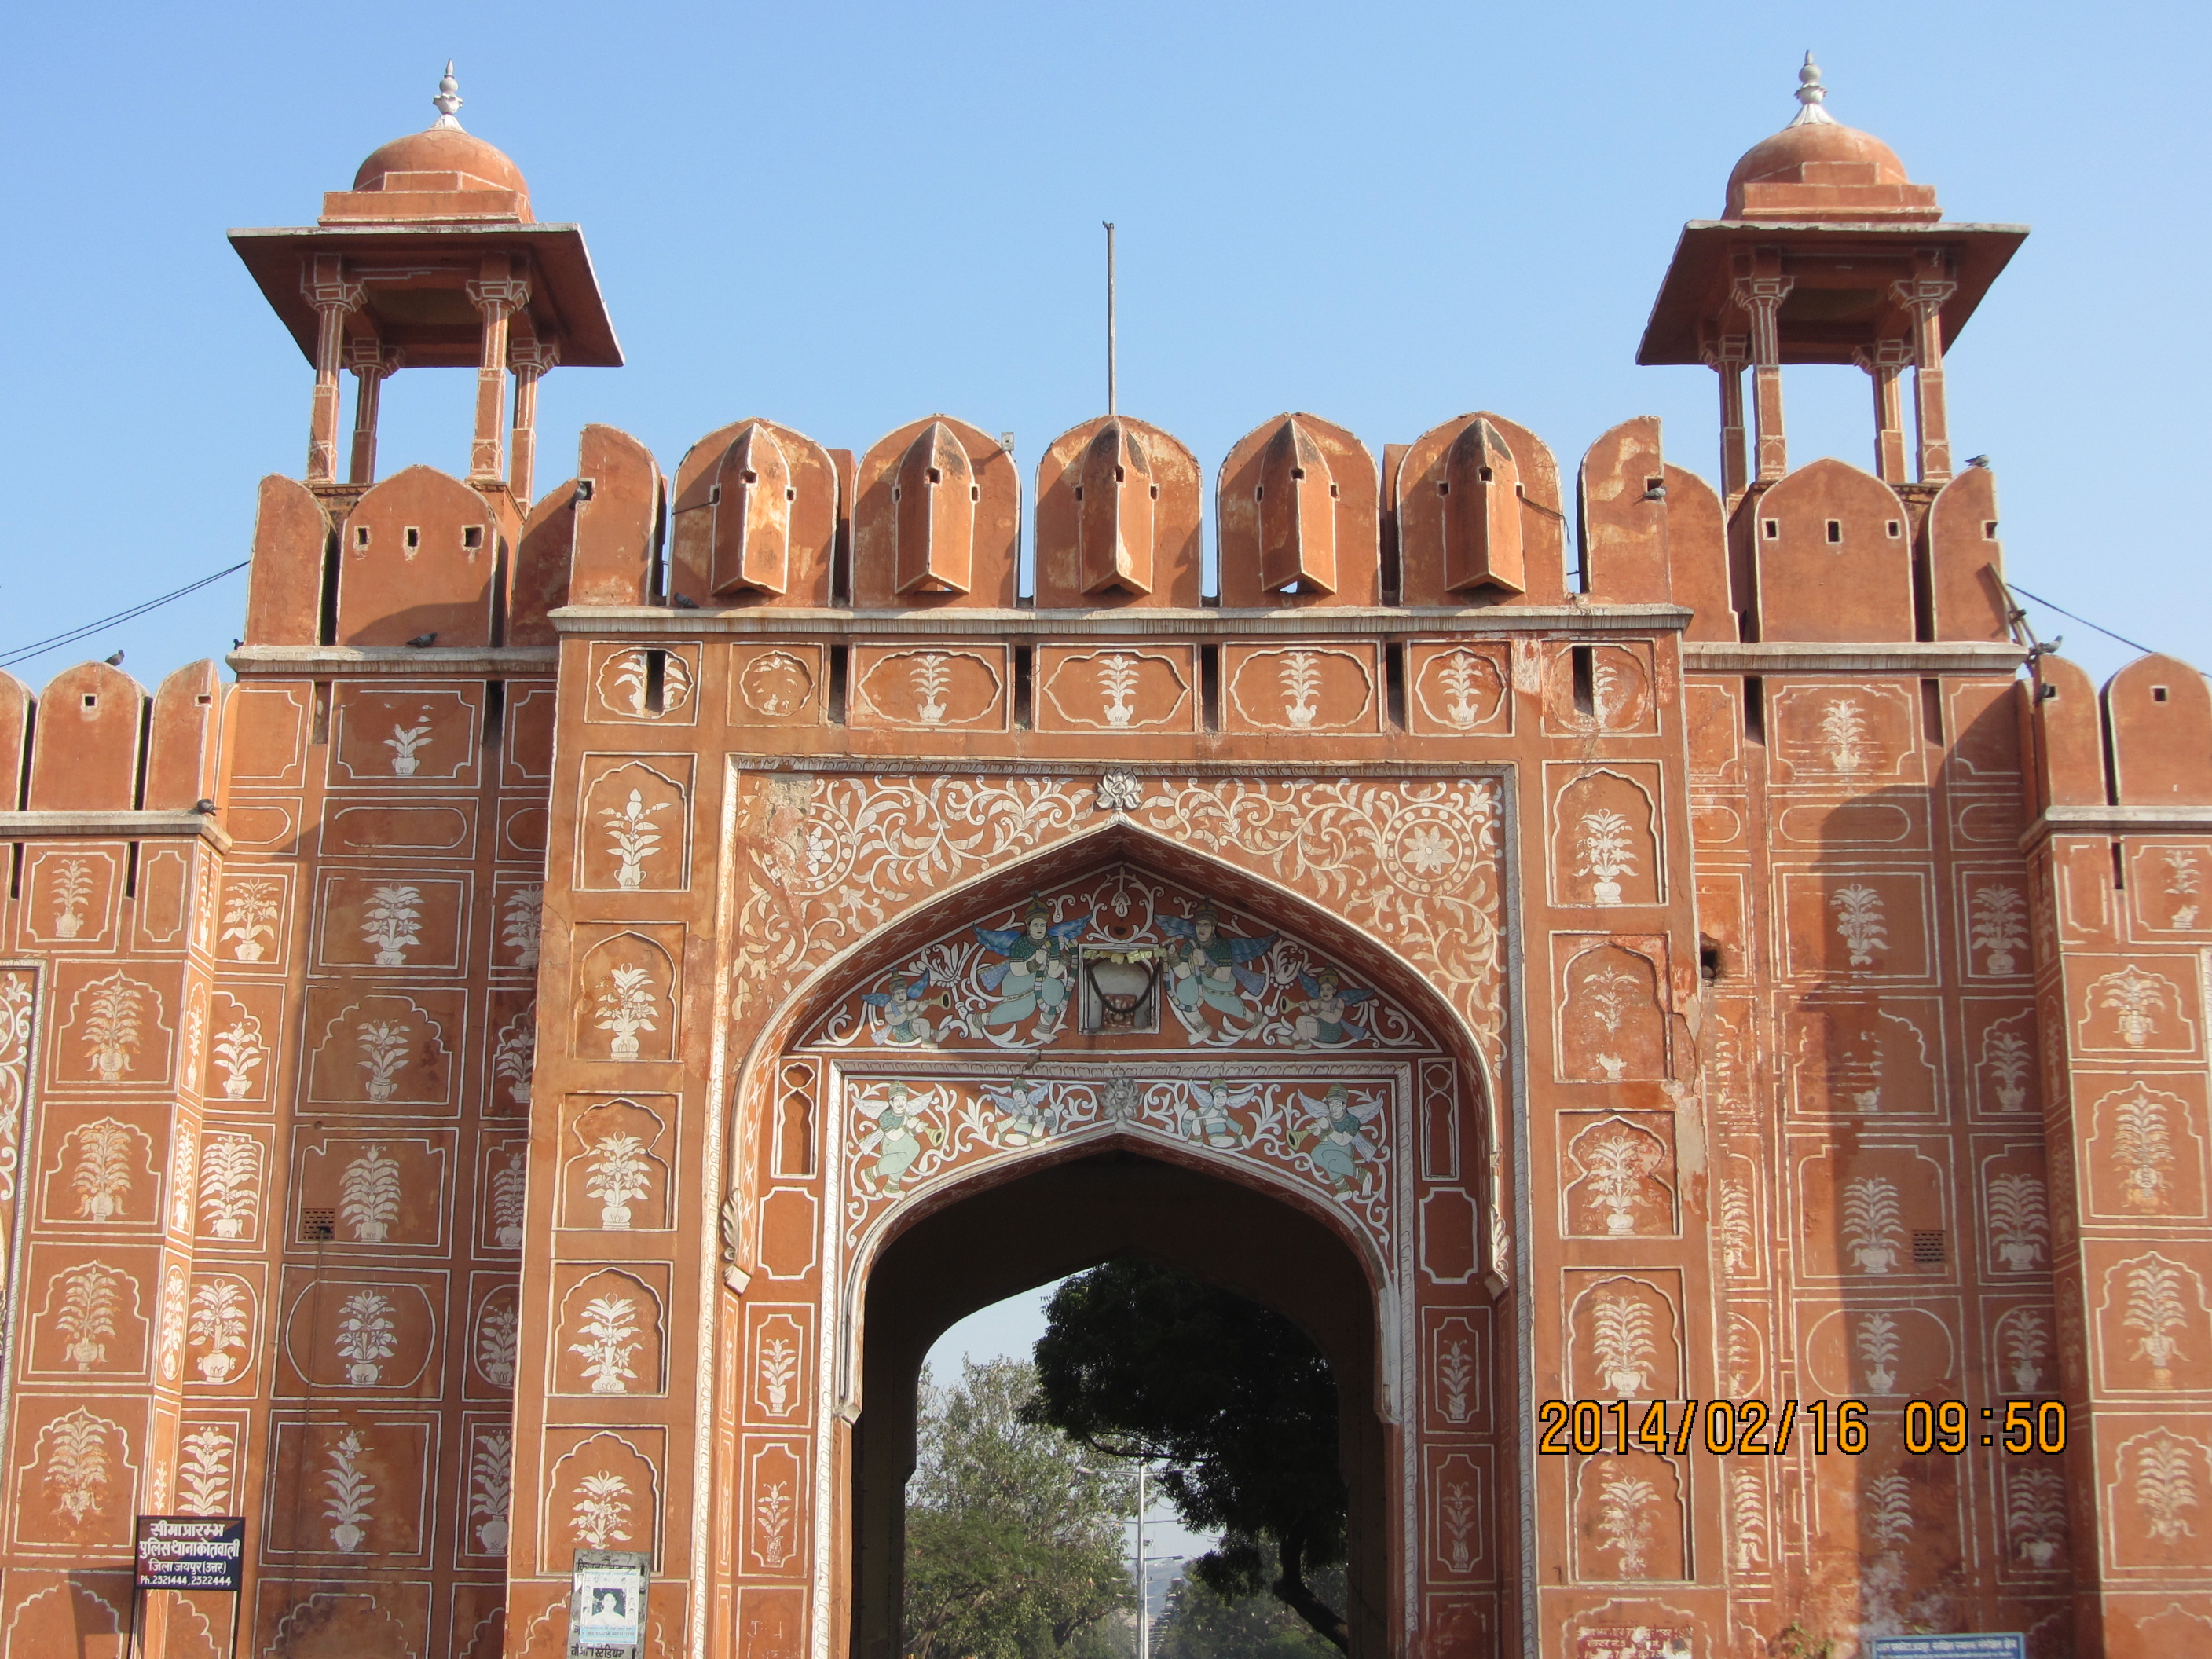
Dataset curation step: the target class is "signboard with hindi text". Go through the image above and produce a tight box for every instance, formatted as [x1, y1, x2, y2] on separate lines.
[134, 1515, 246, 1592]
[1869, 1638, 2026, 1659]
[569, 1549, 650, 1659]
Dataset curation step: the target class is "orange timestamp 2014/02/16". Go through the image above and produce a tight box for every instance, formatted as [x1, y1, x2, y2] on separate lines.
[1533, 1397, 2069, 1458]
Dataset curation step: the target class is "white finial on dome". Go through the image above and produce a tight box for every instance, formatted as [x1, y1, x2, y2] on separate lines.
[430, 60, 465, 130]
[1788, 51, 1837, 127]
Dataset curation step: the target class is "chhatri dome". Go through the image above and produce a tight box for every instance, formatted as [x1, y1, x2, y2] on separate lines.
[1723, 53, 1938, 222]
[323, 62, 533, 223]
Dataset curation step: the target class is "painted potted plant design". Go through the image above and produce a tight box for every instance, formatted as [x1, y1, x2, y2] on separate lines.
[324, 1430, 375, 1551]
[340, 1146, 401, 1244]
[1985, 1030, 2031, 1112]
[1970, 886, 2028, 976]
[198, 1136, 260, 1239]
[71, 1120, 134, 1221]
[1436, 650, 1490, 729]
[596, 964, 658, 1060]
[501, 885, 543, 969]
[1583, 1130, 1654, 1236]
[2123, 1260, 2188, 1387]
[2101, 968, 2167, 1049]
[1842, 1177, 1903, 1273]
[602, 789, 667, 891]
[213, 1013, 265, 1101]
[586, 1133, 654, 1229]
[189, 1280, 249, 1383]
[361, 884, 423, 967]
[1278, 650, 1322, 729]
[1097, 653, 1140, 728]
[1856, 1311, 1902, 1393]
[471, 1430, 512, 1555]
[221, 879, 280, 961]
[335, 1291, 397, 1385]
[492, 1013, 536, 1106]
[57, 1267, 116, 1370]
[1591, 1292, 1654, 1397]
[1574, 810, 1635, 906]
[49, 858, 94, 939]
[82, 975, 143, 1082]
[569, 1295, 643, 1394]
[385, 712, 434, 778]
[357, 1020, 412, 1102]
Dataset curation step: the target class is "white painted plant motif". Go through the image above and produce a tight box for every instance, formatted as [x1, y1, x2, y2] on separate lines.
[1595, 1470, 1657, 1577]
[177, 1426, 233, 1516]
[2114, 1087, 2177, 1213]
[1983, 1026, 2031, 1112]
[335, 1291, 397, 1385]
[2100, 966, 2171, 1049]
[385, 711, 434, 777]
[1580, 1127, 1660, 1232]
[1724, 1319, 1759, 1398]
[2164, 850, 2203, 928]
[189, 1280, 249, 1383]
[1590, 1291, 1656, 1397]
[42, 1410, 114, 1523]
[180, 1002, 204, 1098]
[339, 1145, 401, 1243]
[502, 885, 543, 969]
[1988, 1173, 2050, 1271]
[1842, 1177, 1904, 1273]
[476, 1298, 519, 1389]
[492, 1007, 536, 1106]
[572, 1472, 633, 1548]
[49, 857, 96, 939]
[595, 964, 659, 1060]
[471, 1429, 513, 1555]
[1576, 965, 1640, 1082]
[158, 1265, 188, 1381]
[1856, 1312, 1903, 1393]
[356, 1020, 412, 1102]
[1437, 1339, 1474, 1425]
[758, 1336, 800, 1417]
[489, 1153, 526, 1249]
[56, 1262, 120, 1370]
[1435, 650, 1493, 729]
[81, 973, 145, 1082]
[1573, 810, 1635, 906]
[1866, 1471, 1914, 1550]
[1277, 650, 1323, 729]
[2005, 1309, 2052, 1392]
[1097, 653, 1141, 728]
[198, 1135, 261, 1240]
[910, 654, 953, 726]
[602, 790, 669, 891]
[222, 879, 280, 961]
[324, 1430, 375, 1551]
[1832, 884, 1888, 969]
[756, 1481, 797, 1568]
[609, 650, 692, 716]
[213, 1011, 265, 1101]
[2007, 1467, 2066, 1569]
[586, 1133, 652, 1229]
[0, 974, 33, 1207]
[1819, 697, 1870, 774]
[1440, 1483, 1477, 1574]
[71, 1118, 136, 1221]
[1729, 1468, 1768, 1573]
[2135, 1431, 2203, 1543]
[1970, 886, 2028, 975]
[1718, 1179, 1754, 1276]
[361, 884, 424, 967]
[570, 1295, 643, 1393]
[2123, 1258, 2191, 1385]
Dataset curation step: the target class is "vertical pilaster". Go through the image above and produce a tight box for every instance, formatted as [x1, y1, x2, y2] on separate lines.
[465, 258, 530, 486]
[302, 257, 364, 485]
[345, 340, 396, 488]
[507, 336, 558, 511]
[1703, 334, 1751, 505]
[1855, 338, 1914, 485]
[1733, 254, 1794, 483]
[1895, 251, 1959, 485]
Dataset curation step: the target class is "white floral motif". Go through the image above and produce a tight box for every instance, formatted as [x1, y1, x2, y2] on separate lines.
[49, 857, 96, 939]
[595, 964, 659, 1060]
[2004, 1309, 2051, 1392]
[1988, 1173, 2049, 1271]
[385, 712, 433, 777]
[157, 1265, 188, 1381]
[570, 1295, 643, 1393]
[1278, 650, 1322, 728]
[189, 1280, 250, 1382]
[42, 1410, 115, 1522]
[213, 1011, 264, 1100]
[911, 654, 953, 725]
[2136, 1432, 2203, 1542]
[586, 1133, 653, 1229]
[1819, 697, 1870, 773]
[476, 1298, 519, 1388]
[1730, 1467, 1768, 1573]
[602, 789, 669, 891]
[0, 973, 33, 1207]
[489, 1152, 527, 1249]
[1097, 653, 1140, 727]
[80, 973, 146, 1082]
[1842, 1177, 1903, 1273]
[335, 1291, 397, 1385]
[360, 884, 423, 966]
[2123, 1257, 2192, 1384]
[2112, 1086, 2177, 1213]
[1573, 810, 1635, 906]
[71, 1119, 137, 1221]
[1595, 1469, 1657, 1577]
[1867, 1471, 1914, 1550]
[2007, 1466, 2066, 1568]
[1590, 1291, 1655, 1397]
[756, 1481, 797, 1567]
[2100, 966, 2173, 1049]
[356, 1020, 412, 1102]
[1435, 650, 1493, 729]
[1440, 1482, 1477, 1573]
[1971, 885, 2028, 974]
[571, 1472, 632, 1548]
[324, 1430, 375, 1550]
[221, 879, 280, 961]
[178, 1426, 233, 1515]
[1983, 1025, 2031, 1111]
[1718, 1179, 1755, 1276]
[55, 1262, 121, 1370]
[758, 1336, 800, 1416]
[1856, 1311, 1903, 1393]
[2164, 849, 2203, 928]
[339, 1145, 401, 1243]
[471, 1430, 513, 1555]
[492, 1007, 536, 1106]
[198, 1135, 260, 1240]
[1580, 1128, 1659, 1233]
[1437, 1340, 1474, 1425]
[502, 885, 543, 969]
[1832, 884, 1888, 968]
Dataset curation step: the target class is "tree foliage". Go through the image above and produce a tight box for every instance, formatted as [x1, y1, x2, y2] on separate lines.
[1154, 1546, 1343, 1659]
[1022, 1260, 1350, 1650]
[905, 1357, 1136, 1659]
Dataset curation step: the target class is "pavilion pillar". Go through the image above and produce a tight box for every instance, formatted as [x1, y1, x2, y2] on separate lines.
[302, 255, 363, 483]
[1895, 251, 1959, 483]
[465, 258, 529, 486]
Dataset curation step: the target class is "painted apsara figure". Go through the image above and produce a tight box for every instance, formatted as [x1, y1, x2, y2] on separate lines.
[974, 896, 1091, 1032]
[1160, 900, 1276, 1027]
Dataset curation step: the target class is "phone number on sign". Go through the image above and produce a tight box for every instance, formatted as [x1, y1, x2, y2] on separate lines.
[1534, 1398, 2067, 1456]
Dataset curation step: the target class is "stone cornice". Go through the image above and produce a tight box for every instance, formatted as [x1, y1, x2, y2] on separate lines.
[1684, 640, 2027, 675]
[547, 603, 1694, 640]
[225, 646, 560, 677]
[2024, 803, 2212, 848]
[0, 809, 231, 852]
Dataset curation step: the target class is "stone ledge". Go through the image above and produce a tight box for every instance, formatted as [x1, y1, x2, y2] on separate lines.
[0, 810, 231, 851]
[226, 646, 560, 677]
[2030, 804, 2212, 842]
[1684, 641, 2026, 675]
[548, 603, 1694, 639]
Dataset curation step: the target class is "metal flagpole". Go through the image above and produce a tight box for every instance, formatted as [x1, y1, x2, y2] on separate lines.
[1104, 222, 1117, 416]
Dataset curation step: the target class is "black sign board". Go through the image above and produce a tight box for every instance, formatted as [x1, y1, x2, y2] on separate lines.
[134, 1515, 246, 1591]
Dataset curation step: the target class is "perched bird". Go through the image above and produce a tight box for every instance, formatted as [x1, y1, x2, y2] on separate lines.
[231, 638, 244, 649]
[104, 650, 124, 665]
[192, 797, 218, 815]
[405, 632, 438, 648]
[1639, 484, 1668, 502]
[670, 593, 701, 610]
[1965, 454, 1990, 468]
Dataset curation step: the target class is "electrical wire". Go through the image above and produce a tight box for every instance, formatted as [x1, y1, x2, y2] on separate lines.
[2005, 581, 2167, 661]
[0, 561, 250, 672]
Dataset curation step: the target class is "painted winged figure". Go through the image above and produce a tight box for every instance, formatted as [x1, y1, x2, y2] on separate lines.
[1180, 1079, 1251, 1150]
[862, 972, 939, 1046]
[1159, 901, 1277, 1027]
[973, 897, 1091, 1032]
[855, 1080, 940, 1194]
[1291, 969, 1375, 1048]
[988, 1078, 1058, 1148]
[1291, 1084, 1382, 1196]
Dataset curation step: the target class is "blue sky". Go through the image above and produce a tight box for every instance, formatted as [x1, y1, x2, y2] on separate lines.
[1, 0, 2202, 687]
